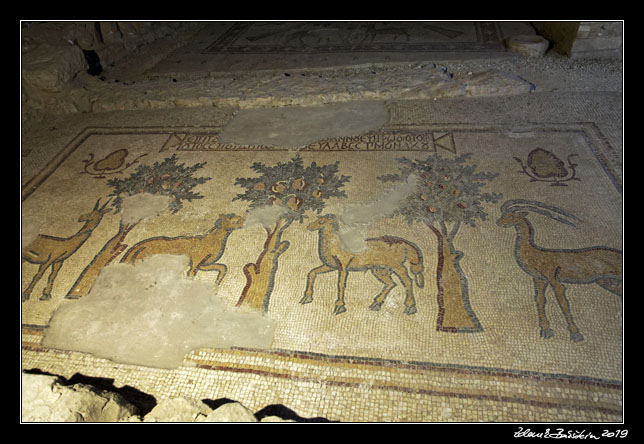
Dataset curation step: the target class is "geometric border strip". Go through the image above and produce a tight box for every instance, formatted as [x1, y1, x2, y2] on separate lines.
[201, 22, 505, 55]
[185, 347, 622, 419]
[22, 122, 623, 202]
[21, 325, 622, 421]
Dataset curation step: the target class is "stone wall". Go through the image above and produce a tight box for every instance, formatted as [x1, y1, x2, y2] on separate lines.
[533, 21, 623, 59]
[21, 21, 200, 113]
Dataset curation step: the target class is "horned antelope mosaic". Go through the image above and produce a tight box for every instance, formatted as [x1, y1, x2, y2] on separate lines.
[497, 199, 622, 342]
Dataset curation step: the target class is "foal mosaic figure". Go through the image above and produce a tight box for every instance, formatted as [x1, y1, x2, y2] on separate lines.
[496, 200, 622, 342]
[301, 214, 425, 315]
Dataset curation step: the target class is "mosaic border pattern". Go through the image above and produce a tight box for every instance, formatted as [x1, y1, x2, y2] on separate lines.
[202, 22, 505, 55]
[22, 325, 622, 422]
[22, 122, 622, 202]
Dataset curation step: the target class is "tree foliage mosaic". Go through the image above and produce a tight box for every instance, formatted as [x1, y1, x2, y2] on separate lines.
[233, 154, 351, 223]
[379, 153, 502, 228]
[379, 153, 503, 332]
[106, 154, 211, 214]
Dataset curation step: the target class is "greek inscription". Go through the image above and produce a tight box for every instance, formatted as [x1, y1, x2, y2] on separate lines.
[161, 132, 455, 153]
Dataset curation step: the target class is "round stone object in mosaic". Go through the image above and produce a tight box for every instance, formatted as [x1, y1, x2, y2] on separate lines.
[505, 34, 550, 57]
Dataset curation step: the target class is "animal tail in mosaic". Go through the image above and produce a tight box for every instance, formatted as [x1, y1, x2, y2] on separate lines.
[376, 235, 425, 289]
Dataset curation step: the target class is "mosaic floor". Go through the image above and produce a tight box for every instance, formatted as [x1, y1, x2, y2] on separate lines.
[21, 107, 623, 422]
[149, 21, 532, 74]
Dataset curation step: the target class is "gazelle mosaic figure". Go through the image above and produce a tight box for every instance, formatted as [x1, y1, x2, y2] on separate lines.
[22, 198, 112, 302]
[301, 214, 425, 315]
[496, 200, 622, 342]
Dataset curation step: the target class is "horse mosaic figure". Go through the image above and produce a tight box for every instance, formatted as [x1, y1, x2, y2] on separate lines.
[496, 200, 622, 342]
[120, 213, 244, 285]
[301, 214, 425, 315]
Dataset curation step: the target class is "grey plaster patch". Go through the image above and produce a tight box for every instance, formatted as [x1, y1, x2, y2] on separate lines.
[21, 215, 43, 247]
[120, 193, 171, 225]
[337, 175, 419, 253]
[218, 101, 390, 148]
[42, 254, 276, 369]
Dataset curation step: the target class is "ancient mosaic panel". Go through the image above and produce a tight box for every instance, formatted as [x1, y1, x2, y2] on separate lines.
[21, 122, 622, 422]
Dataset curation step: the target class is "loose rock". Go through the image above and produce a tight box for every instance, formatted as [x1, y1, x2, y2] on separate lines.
[143, 397, 213, 422]
[200, 402, 258, 422]
[505, 34, 550, 57]
[260, 416, 297, 422]
[22, 372, 138, 422]
[21, 44, 88, 93]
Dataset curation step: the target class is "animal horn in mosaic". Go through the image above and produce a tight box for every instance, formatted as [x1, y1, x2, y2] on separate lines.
[22, 198, 112, 302]
[499, 199, 581, 227]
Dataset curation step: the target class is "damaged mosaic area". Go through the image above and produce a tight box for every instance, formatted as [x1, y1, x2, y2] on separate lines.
[22, 119, 622, 422]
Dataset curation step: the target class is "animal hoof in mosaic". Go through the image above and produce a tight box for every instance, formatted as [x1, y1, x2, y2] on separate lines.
[571, 332, 585, 343]
[299, 294, 313, 305]
[403, 304, 417, 315]
[540, 327, 554, 339]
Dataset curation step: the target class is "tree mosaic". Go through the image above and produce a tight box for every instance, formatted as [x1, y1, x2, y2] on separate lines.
[379, 153, 502, 332]
[66, 154, 211, 299]
[106, 154, 210, 214]
[233, 155, 350, 313]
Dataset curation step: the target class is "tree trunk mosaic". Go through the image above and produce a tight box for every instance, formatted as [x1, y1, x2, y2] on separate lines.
[427, 222, 482, 332]
[232, 155, 350, 313]
[236, 216, 292, 313]
[379, 153, 501, 332]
